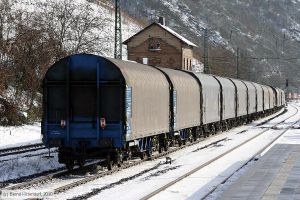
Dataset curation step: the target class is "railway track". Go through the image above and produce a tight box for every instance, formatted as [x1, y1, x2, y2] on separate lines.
[4, 137, 227, 192]
[2, 107, 289, 197]
[0, 149, 57, 164]
[140, 104, 299, 200]
[3, 160, 104, 190]
[50, 108, 289, 198]
[201, 123, 300, 199]
[0, 143, 46, 157]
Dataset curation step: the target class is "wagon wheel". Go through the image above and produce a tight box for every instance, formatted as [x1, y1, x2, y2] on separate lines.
[106, 155, 113, 170]
[211, 125, 216, 135]
[66, 159, 75, 171]
[198, 128, 204, 139]
[115, 151, 123, 167]
[167, 139, 173, 147]
[177, 137, 182, 147]
[77, 158, 85, 169]
[164, 141, 169, 152]
[127, 150, 132, 161]
[146, 149, 152, 158]
[226, 123, 229, 131]
[140, 151, 147, 160]
[192, 131, 197, 142]
[158, 136, 166, 153]
[152, 137, 159, 152]
[224, 123, 229, 131]
[188, 130, 194, 143]
[158, 144, 163, 153]
[222, 123, 226, 132]
[107, 161, 113, 170]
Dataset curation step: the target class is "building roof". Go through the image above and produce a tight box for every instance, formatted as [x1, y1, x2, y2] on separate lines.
[123, 22, 197, 47]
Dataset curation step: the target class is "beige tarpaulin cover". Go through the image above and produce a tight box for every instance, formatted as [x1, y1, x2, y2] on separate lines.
[252, 82, 263, 112]
[261, 85, 270, 110]
[214, 76, 236, 120]
[281, 90, 286, 105]
[242, 81, 257, 114]
[106, 58, 170, 140]
[160, 68, 201, 131]
[267, 86, 275, 109]
[230, 78, 247, 117]
[194, 73, 220, 124]
[275, 88, 281, 106]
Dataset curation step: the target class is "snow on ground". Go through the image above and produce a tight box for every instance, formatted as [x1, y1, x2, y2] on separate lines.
[47, 105, 293, 200]
[0, 104, 294, 198]
[0, 150, 63, 183]
[0, 124, 64, 183]
[204, 103, 300, 200]
[153, 126, 294, 200]
[0, 0, 142, 184]
[263, 106, 300, 149]
[0, 123, 42, 149]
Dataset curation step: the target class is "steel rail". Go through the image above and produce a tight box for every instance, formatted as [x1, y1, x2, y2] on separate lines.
[0, 143, 46, 157]
[4, 160, 103, 190]
[3, 138, 226, 192]
[201, 106, 300, 199]
[140, 105, 298, 200]
[3, 107, 287, 195]
[51, 108, 288, 196]
[52, 138, 228, 194]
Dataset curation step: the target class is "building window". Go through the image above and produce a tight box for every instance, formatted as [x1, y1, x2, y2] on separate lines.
[148, 38, 161, 51]
[156, 43, 161, 49]
[186, 59, 188, 70]
[183, 58, 185, 69]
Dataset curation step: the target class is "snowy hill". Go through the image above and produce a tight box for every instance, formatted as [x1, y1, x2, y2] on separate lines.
[121, 0, 300, 91]
[11, 0, 142, 58]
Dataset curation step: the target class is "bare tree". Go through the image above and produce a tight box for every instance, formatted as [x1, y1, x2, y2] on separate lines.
[34, 0, 111, 57]
[70, 3, 109, 53]
[9, 22, 61, 113]
[0, 0, 117, 124]
[0, 0, 15, 97]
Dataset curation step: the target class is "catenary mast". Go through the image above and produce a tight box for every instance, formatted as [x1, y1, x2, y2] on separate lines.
[114, 0, 122, 59]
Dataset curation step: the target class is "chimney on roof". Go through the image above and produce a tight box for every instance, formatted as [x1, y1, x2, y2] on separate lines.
[158, 17, 166, 26]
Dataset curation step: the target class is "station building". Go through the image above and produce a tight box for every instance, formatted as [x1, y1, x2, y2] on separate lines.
[123, 17, 198, 71]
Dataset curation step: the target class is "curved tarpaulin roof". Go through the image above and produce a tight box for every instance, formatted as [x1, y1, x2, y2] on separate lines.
[160, 68, 201, 130]
[242, 80, 257, 114]
[194, 73, 220, 124]
[106, 57, 170, 139]
[252, 82, 263, 112]
[261, 85, 270, 110]
[45, 54, 170, 140]
[230, 78, 247, 117]
[214, 76, 236, 120]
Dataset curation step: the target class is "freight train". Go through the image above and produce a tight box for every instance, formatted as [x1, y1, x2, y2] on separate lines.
[42, 54, 285, 170]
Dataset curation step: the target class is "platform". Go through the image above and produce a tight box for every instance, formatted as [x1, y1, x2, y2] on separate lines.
[219, 144, 300, 199]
